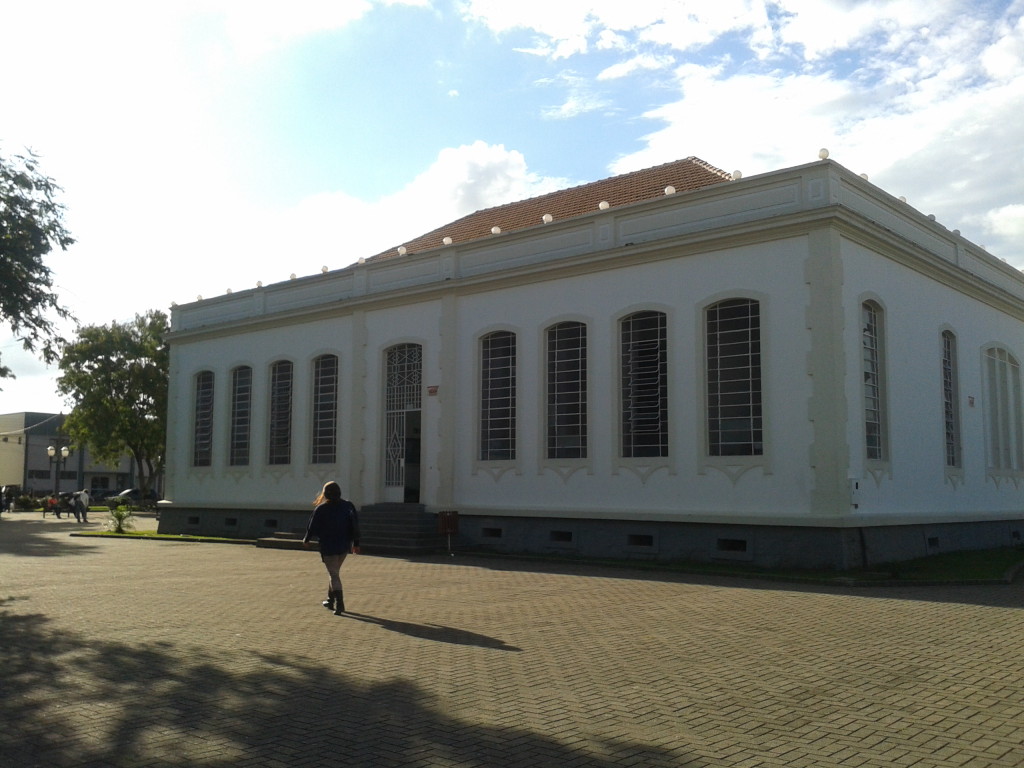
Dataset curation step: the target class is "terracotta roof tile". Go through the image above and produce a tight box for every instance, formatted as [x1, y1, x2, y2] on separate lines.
[369, 156, 731, 261]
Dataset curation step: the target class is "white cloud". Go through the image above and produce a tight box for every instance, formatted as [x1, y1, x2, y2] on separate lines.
[981, 11, 1024, 78]
[597, 53, 675, 81]
[183, 141, 572, 300]
[610, 64, 847, 175]
[215, 0, 374, 61]
[982, 204, 1024, 242]
[537, 72, 613, 118]
[638, 1, 772, 52]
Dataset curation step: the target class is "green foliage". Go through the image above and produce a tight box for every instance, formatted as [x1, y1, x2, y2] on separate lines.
[106, 507, 136, 534]
[57, 310, 169, 499]
[0, 147, 75, 380]
[15, 495, 37, 511]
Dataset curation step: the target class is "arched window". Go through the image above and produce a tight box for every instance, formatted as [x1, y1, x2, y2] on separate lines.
[311, 354, 339, 464]
[861, 301, 887, 461]
[706, 298, 762, 456]
[229, 366, 252, 466]
[480, 331, 516, 461]
[620, 311, 667, 458]
[546, 322, 587, 459]
[983, 346, 1023, 473]
[268, 360, 293, 465]
[192, 370, 214, 467]
[941, 332, 961, 469]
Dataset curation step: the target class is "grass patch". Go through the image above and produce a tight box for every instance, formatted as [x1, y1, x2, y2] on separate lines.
[878, 546, 1024, 582]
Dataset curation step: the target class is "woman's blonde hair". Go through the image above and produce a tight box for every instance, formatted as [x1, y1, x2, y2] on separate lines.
[314, 481, 342, 506]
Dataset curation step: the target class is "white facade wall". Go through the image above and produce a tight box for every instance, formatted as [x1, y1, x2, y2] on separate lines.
[841, 238, 1024, 518]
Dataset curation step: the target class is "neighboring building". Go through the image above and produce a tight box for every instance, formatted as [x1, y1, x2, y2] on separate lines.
[0, 412, 135, 497]
[159, 156, 1024, 569]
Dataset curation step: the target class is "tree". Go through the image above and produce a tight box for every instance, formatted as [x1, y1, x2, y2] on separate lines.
[0, 147, 75, 380]
[57, 311, 169, 499]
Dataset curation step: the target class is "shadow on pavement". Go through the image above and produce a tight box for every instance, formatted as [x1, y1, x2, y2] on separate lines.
[0, 599, 697, 768]
[0, 517, 102, 558]
[343, 611, 522, 651]
[399, 553, 1024, 610]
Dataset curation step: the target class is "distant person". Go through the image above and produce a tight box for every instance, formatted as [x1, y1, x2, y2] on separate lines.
[48, 494, 60, 518]
[302, 481, 360, 615]
[78, 489, 91, 522]
[70, 492, 82, 522]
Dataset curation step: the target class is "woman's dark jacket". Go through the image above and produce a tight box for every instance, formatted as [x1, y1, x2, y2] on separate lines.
[305, 499, 360, 556]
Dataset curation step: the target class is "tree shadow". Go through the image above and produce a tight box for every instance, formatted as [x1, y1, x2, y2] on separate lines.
[0, 516, 101, 558]
[0, 599, 698, 767]
[343, 611, 522, 651]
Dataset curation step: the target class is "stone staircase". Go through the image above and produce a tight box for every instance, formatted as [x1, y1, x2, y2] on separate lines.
[358, 503, 447, 555]
[255, 503, 449, 554]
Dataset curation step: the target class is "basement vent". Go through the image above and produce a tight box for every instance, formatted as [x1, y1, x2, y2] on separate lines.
[225, 517, 238, 527]
[927, 537, 940, 548]
[264, 519, 278, 529]
[549, 530, 573, 543]
[187, 516, 200, 526]
[628, 534, 654, 547]
[717, 538, 748, 553]
[482, 527, 503, 538]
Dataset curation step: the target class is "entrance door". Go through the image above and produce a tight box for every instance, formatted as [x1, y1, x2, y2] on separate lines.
[383, 344, 422, 503]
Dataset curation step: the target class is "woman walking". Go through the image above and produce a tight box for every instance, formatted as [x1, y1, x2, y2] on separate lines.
[302, 481, 361, 615]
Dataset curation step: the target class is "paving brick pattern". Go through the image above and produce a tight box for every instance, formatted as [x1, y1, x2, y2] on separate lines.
[2, 511, 1023, 767]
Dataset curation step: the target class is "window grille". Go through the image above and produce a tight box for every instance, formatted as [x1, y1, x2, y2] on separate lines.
[984, 347, 1024, 472]
[384, 344, 422, 486]
[620, 311, 668, 458]
[706, 299, 762, 456]
[192, 371, 214, 467]
[311, 354, 339, 464]
[941, 332, 961, 468]
[546, 321, 587, 459]
[480, 331, 516, 461]
[861, 302, 886, 461]
[229, 366, 252, 466]
[268, 360, 293, 465]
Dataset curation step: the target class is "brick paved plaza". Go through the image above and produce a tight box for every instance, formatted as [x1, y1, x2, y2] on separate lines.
[2, 510, 1023, 767]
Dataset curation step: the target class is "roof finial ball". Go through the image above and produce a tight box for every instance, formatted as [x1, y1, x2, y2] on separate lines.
[732, 170, 742, 180]
[818, 148, 829, 160]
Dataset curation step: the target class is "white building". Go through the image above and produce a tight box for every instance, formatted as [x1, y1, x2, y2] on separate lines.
[160, 157, 1024, 568]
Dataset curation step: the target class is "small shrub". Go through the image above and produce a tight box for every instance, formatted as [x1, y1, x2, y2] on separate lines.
[107, 508, 136, 534]
[16, 495, 38, 511]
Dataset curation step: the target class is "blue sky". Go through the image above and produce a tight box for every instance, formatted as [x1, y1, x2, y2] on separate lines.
[2, 0, 1023, 413]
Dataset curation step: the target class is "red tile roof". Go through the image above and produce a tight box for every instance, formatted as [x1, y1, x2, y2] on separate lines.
[369, 156, 731, 261]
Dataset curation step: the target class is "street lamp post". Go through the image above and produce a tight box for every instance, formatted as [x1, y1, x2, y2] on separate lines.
[47, 438, 73, 497]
